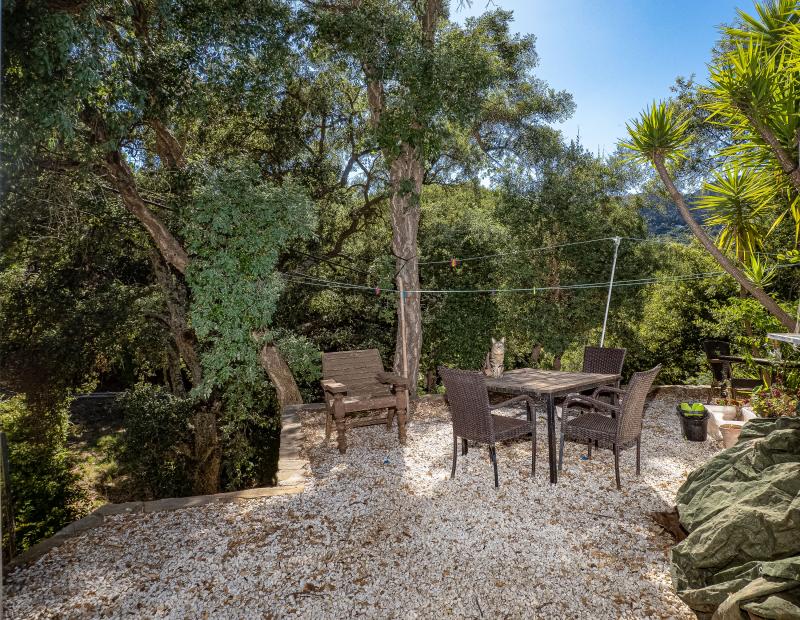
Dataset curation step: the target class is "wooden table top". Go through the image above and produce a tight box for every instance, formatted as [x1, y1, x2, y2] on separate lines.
[485, 368, 620, 397]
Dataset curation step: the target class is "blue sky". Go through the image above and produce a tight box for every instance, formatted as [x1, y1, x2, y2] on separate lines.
[456, 0, 745, 156]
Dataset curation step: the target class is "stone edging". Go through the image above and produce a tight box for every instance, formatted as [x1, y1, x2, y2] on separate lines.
[8, 404, 312, 570]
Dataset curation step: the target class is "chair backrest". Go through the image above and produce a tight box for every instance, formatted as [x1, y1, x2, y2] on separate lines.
[703, 340, 731, 383]
[582, 346, 626, 376]
[322, 349, 390, 397]
[618, 365, 662, 444]
[438, 367, 493, 442]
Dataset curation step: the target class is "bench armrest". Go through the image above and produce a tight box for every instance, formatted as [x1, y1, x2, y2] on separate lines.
[376, 371, 408, 387]
[321, 379, 347, 395]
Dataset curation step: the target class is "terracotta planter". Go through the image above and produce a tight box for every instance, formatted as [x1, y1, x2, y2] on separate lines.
[720, 423, 743, 449]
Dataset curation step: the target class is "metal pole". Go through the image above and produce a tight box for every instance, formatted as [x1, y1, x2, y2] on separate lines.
[600, 237, 621, 347]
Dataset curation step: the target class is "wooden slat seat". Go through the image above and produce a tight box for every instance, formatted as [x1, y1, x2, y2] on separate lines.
[321, 349, 408, 453]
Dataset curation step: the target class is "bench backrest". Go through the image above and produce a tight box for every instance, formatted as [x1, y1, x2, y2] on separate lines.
[322, 349, 390, 397]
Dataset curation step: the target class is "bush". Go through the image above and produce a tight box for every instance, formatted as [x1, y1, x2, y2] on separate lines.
[0, 396, 84, 552]
[113, 385, 194, 499]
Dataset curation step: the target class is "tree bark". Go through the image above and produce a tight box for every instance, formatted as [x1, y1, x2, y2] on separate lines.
[149, 250, 203, 386]
[188, 405, 221, 495]
[259, 343, 303, 407]
[653, 155, 795, 330]
[82, 109, 191, 274]
[741, 110, 800, 192]
[390, 144, 424, 393]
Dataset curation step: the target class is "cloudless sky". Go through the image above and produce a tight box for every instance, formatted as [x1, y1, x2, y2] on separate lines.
[456, 0, 746, 156]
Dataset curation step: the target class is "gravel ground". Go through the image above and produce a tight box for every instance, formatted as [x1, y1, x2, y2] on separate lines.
[5, 395, 719, 619]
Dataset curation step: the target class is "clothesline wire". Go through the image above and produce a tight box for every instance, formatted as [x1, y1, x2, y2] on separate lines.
[416, 237, 620, 265]
[278, 262, 800, 295]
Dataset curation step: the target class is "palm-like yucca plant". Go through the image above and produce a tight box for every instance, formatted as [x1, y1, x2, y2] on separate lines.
[704, 2, 800, 196]
[695, 166, 769, 261]
[743, 253, 778, 288]
[621, 101, 691, 167]
[622, 101, 796, 329]
[726, 0, 799, 50]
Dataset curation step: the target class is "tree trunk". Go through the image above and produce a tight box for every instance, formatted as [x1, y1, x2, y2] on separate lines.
[741, 111, 800, 193]
[189, 405, 221, 495]
[82, 109, 191, 274]
[425, 367, 437, 393]
[390, 144, 424, 394]
[149, 251, 203, 386]
[653, 156, 795, 330]
[259, 343, 303, 408]
[553, 354, 562, 371]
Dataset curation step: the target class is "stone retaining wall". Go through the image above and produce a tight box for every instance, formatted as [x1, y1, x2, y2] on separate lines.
[8, 403, 313, 570]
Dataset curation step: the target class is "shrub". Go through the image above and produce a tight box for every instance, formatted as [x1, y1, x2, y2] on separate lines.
[0, 396, 84, 552]
[113, 385, 193, 499]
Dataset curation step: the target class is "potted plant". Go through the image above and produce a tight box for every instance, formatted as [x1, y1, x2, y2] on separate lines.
[749, 383, 800, 419]
[677, 402, 709, 442]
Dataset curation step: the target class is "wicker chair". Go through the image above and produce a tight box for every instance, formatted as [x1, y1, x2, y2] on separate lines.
[556, 346, 627, 469]
[439, 366, 537, 488]
[582, 346, 626, 383]
[559, 365, 661, 489]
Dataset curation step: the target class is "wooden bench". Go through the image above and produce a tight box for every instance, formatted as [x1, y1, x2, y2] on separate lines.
[321, 349, 408, 454]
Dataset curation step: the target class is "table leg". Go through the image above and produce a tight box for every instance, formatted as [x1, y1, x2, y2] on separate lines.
[546, 394, 557, 484]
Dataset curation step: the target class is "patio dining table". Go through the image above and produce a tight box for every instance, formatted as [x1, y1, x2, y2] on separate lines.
[485, 368, 620, 484]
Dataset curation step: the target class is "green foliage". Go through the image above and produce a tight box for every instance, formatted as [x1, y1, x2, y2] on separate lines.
[750, 381, 800, 418]
[271, 329, 322, 402]
[695, 166, 770, 259]
[0, 397, 83, 551]
[184, 160, 316, 399]
[112, 385, 193, 499]
[622, 101, 692, 165]
[625, 243, 737, 384]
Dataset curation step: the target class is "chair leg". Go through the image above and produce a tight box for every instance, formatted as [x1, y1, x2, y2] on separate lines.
[451, 433, 457, 479]
[489, 445, 499, 488]
[587, 441, 592, 459]
[558, 427, 566, 471]
[636, 437, 641, 476]
[613, 443, 621, 490]
[396, 404, 407, 445]
[333, 395, 347, 454]
[461, 438, 468, 456]
[386, 407, 395, 431]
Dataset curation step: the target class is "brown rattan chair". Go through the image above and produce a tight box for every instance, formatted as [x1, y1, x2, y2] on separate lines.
[556, 346, 627, 469]
[582, 346, 626, 384]
[439, 366, 537, 488]
[559, 365, 661, 489]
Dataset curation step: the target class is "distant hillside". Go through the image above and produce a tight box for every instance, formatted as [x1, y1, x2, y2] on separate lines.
[638, 192, 697, 238]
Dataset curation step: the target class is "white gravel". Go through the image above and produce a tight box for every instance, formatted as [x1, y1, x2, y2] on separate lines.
[5, 396, 719, 619]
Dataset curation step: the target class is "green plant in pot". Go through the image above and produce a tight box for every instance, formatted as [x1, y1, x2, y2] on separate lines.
[677, 403, 710, 442]
[679, 402, 707, 417]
